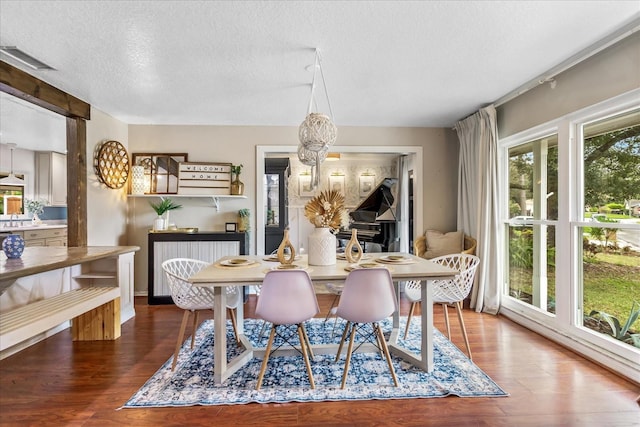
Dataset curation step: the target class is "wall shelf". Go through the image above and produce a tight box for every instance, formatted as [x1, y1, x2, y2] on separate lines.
[127, 194, 246, 211]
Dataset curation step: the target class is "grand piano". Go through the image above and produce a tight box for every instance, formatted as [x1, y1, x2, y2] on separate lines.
[337, 177, 398, 252]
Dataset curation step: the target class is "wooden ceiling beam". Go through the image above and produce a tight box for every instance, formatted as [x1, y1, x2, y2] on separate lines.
[0, 60, 90, 120]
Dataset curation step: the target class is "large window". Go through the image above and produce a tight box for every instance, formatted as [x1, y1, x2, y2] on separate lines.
[0, 181, 24, 216]
[500, 93, 640, 379]
[506, 135, 558, 314]
[578, 108, 640, 349]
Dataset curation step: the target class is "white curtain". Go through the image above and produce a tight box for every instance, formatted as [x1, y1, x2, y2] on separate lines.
[455, 105, 502, 314]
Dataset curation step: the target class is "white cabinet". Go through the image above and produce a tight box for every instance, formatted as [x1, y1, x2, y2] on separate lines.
[18, 227, 68, 247]
[36, 151, 67, 206]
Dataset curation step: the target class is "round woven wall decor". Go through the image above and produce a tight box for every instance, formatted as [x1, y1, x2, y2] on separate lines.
[96, 140, 130, 189]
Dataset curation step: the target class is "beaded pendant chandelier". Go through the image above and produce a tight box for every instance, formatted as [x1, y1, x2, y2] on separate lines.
[298, 48, 336, 190]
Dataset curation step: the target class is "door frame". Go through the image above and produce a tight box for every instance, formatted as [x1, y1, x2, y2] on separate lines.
[256, 145, 423, 256]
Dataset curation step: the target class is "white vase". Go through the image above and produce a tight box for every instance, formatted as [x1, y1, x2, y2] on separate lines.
[308, 227, 336, 266]
[31, 213, 42, 225]
[153, 217, 166, 231]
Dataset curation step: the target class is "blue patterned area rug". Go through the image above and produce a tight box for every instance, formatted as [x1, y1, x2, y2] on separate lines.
[123, 317, 507, 407]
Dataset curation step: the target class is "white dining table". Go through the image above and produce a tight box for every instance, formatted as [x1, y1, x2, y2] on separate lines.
[189, 252, 457, 384]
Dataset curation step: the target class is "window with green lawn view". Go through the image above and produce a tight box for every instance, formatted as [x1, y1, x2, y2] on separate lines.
[506, 134, 558, 314]
[579, 108, 640, 348]
[502, 95, 640, 376]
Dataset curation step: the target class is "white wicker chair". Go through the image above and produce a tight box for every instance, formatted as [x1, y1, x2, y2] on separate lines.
[403, 254, 480, 360]
[162, 258, 241, 371]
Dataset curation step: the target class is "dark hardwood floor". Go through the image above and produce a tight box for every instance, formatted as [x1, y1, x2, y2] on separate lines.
[1, 295, 638, 426]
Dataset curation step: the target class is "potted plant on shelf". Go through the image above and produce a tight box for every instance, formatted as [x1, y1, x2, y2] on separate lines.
[238, 208, 250, 232]
[230, 164, 244, 195]
[149, 198, 182, 231]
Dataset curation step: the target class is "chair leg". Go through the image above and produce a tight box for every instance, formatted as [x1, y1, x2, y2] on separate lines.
[297, 324, 316, 389]
[374, 324, 385, 358]
[455, 301, 472, 360]
[190, 310, 199, 349]
[301, 323, 314, 360]
[340, 323, 358, 389]
[442, 303, 451, 339]
[172, 310, 191, 371]
[256, 325, 277, 390]
[335, 320, 351, 362]
[227, 307, 240, 345]
[374, 323, 398, 387]
[404, 301, 417, 340]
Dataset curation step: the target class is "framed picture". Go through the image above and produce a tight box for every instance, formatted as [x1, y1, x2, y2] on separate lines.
[359, 174, 376, 197]
[299, 174, 314, 197]
[225, 222, 238, 232]
[328, 174, 345, 194]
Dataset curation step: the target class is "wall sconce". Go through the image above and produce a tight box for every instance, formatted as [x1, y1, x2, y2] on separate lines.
[326, 153, 340, 161]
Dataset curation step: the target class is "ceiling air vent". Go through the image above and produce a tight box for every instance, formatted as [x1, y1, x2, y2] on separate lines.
[0, 46, 54, 70]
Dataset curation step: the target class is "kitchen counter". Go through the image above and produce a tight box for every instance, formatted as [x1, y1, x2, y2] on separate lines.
[0, 246, 139, 357]
[1, 224, 67, 233]
[0, 245, 139, 281]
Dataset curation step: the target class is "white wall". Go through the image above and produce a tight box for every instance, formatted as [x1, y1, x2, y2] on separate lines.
[86, 107, 129, 245]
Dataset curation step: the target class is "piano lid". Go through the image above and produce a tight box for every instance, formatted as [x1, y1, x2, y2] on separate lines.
[349, 177, 397, 223]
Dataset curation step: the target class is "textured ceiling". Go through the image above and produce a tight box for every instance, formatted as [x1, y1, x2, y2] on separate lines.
[0, 1, 639, 151]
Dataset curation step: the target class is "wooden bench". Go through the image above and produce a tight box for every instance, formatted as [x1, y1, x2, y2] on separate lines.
[0, 286, 121, 352]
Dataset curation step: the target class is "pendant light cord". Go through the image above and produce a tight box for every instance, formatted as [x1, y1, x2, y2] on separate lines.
[305, 48, 334, 121]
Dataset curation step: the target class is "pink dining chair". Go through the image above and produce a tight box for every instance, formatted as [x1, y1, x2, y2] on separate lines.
[162, 258, 242, 371]
[255, 270, 320, 390]
[334, 268, 399, 389]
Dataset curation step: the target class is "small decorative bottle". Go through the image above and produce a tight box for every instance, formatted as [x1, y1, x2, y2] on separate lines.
[345, 229, 363, 263]
[277, 229, 296, 265]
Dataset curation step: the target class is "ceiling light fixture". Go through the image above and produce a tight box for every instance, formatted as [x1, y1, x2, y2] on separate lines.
[0, 143, 25, 186]
[297, 48, 337, 190]
[0, 46, 55, 70]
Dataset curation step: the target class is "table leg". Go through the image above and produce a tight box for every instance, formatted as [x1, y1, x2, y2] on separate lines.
[389, 281, 401, 343]
[212, 286, 227, 384]
[420, 279, 434, 372]
[387, 279, 434, 373]
[211, 286, 254, 385]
